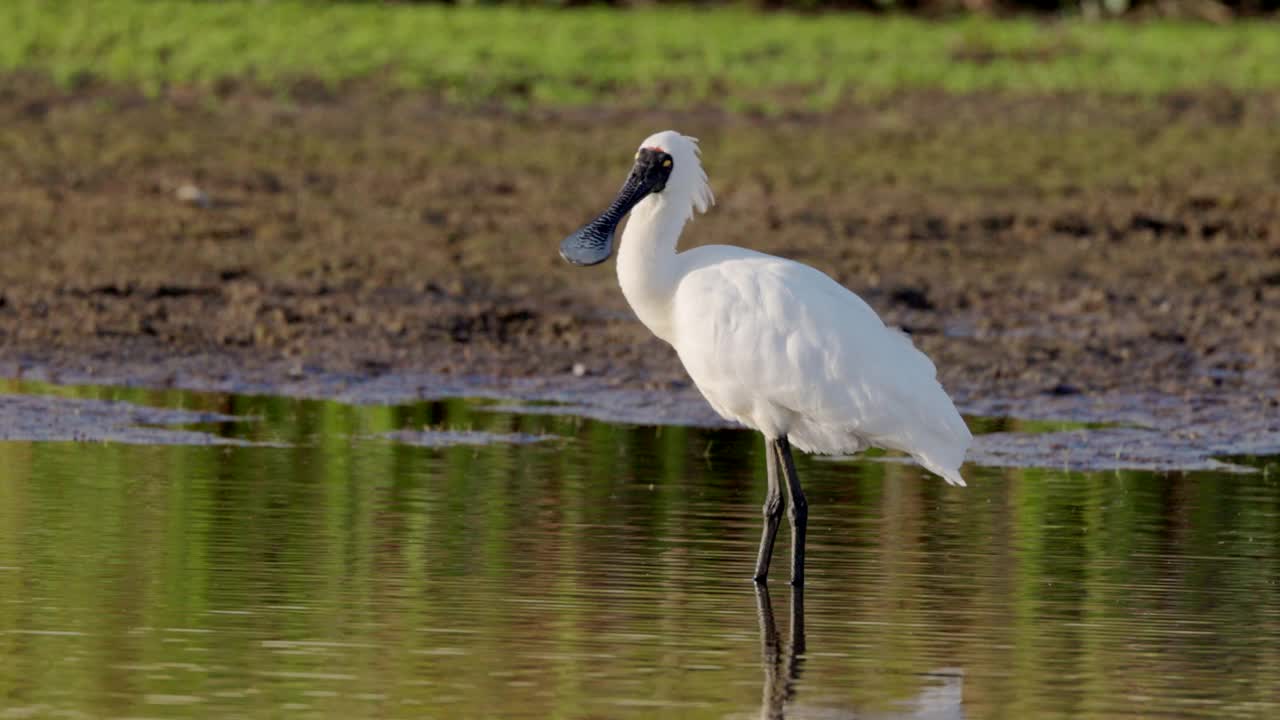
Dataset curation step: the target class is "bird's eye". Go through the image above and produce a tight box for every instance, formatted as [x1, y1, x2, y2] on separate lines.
[662, 158, 672, 168]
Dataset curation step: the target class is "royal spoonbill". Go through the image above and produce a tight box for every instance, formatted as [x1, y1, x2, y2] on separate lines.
[560, 131, 971, 586]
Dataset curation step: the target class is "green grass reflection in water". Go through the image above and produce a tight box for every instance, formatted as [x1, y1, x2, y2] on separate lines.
[0, 383, 1277, 719]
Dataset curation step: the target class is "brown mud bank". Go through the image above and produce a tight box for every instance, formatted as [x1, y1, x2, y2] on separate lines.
[1, 76, 1278, 466]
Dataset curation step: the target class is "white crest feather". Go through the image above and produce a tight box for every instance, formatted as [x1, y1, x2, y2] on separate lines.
[638, 130, 715, 223]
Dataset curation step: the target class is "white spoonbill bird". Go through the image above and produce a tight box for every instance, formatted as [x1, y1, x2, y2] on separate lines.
[560, 131, 971, 586]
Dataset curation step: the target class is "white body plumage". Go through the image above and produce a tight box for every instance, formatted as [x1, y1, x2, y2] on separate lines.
[615, 130, 970, 486]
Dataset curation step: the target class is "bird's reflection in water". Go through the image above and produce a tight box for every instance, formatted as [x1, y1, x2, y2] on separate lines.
[752, 586, 965, 720]
[756, 584, 805, 720]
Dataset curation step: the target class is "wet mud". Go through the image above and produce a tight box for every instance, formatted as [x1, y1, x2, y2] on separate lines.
[378, 428, 557, 447]
[0, 391, 252, 445]
[1, 76, 1278, 467]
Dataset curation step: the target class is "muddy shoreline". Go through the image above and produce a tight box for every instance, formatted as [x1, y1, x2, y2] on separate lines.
[5, 352, 1277, 473]
[1, 77, 1278, 466]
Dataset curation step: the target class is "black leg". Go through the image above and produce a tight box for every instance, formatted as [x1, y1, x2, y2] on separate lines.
[775, 437, 807, 587]
[754, 437, 786, 583]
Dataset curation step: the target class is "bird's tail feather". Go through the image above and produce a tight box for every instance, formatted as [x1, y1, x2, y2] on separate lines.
[937, 467, 967, 487]
[916, 455, 968, 487]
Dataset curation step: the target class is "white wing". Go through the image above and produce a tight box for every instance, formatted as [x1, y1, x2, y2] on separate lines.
[671, 246, 971, 485]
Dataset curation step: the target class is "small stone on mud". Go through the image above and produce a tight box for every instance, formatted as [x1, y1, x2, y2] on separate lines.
[176, 184, 212, 208]
[572, 362, 587, 377]
[890, 286, 934, 311]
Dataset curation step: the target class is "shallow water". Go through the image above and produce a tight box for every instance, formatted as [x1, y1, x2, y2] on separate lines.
[0, 382, 1278, 719]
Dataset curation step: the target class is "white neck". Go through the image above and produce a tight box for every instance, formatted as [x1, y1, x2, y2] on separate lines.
[615, 194, 688, 344]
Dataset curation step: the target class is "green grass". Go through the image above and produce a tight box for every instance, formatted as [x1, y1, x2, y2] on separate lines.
[2, 0, 1280, 107]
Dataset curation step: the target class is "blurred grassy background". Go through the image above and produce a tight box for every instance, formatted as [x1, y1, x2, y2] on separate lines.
[2, 0, 1279, 109]
[3, 0, 1279, 399]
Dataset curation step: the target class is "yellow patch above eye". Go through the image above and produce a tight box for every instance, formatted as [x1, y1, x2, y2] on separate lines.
[662, 159, 672, 167]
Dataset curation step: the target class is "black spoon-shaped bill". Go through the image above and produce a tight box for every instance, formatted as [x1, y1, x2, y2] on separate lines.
[560, 148, 673, 267]
[559, 210, 622, 267]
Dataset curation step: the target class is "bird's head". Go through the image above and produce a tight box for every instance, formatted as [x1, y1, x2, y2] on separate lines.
[560, 130, 715, 266]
